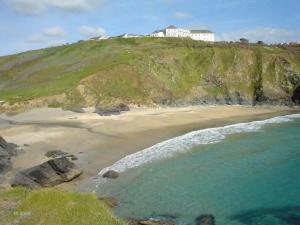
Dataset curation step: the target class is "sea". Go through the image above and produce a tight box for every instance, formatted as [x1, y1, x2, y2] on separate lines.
[97, 113, 300, 225]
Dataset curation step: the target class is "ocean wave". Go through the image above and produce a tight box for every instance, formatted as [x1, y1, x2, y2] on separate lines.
[99, 113, 300, 175]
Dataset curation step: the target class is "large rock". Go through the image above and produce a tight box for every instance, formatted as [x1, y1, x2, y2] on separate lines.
[102, 170, 119, 179]
[195, 214, 215, 225]
[0, 136, 18, 157]
[45, 150, 69, 158]
[12, 157, 83, 188]
[95, 103, 130, 116]
[45, 150, 78, 162]
[0, 155, 12, 174]
[11, 172, 42, 189]
[0, 136, 19, 174]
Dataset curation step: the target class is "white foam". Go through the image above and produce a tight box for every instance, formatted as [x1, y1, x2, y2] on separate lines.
[99, 113, 300, 175]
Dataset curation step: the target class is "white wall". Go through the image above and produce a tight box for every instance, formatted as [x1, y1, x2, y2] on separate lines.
[151, 32, 165, 37]
[190, 33, 215, 42]
[166, 28, 190, 38]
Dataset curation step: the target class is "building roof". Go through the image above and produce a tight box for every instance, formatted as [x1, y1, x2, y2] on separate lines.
[190, 30, 213, 34]
[166, 25, 178, 29]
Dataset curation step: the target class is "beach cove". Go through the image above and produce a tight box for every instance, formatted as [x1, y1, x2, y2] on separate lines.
[0, 105, 298, 192]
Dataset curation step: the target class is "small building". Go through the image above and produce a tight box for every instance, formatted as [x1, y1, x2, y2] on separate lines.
[151, 29, 166, 37]
[150, 25, 215, 42]
[165, 25, 190, 38]
[190, 30, 215, 42]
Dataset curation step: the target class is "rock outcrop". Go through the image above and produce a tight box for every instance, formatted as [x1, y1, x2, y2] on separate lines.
[12, 157, 83, 188]
[0, 136, 19, 174]
[102, 170, 119, 179]
[45, 150, 79, 161]
[45, 150, 69, 158]
[292, 85, 300, 104]
[195, 214, 215, 225]
[62, 106, 85, 113]
[95, 103, 130, 116]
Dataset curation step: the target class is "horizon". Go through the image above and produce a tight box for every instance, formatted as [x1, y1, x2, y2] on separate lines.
[1, 0, 300, 56]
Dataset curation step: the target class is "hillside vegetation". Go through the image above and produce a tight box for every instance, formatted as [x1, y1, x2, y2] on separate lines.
[0, 187, 127, 225]
[0, 38, 300, 111]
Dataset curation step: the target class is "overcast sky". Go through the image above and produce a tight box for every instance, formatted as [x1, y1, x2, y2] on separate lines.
[0, 0, 300, 56]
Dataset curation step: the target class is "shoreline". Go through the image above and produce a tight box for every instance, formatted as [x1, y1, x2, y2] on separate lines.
[0, 105, 299, 191]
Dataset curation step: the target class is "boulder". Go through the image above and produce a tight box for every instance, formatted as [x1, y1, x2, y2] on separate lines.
[95, 103, 130, 116]
[0, 136, 19, 174]
[195, 214, 215, 225]
[102, 170, 119, 179]
[12, 157, 83, 188]
[45, 150, 79, 162]
[0, 155, 12, 174]
[0, 136, 18, 156]
[45, 150, 68, 158]
[11, 172, 42, 189]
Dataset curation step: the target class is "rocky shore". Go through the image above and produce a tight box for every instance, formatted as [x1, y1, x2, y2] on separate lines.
[0, 135, 84, 189]
[12, 157, 83, 189]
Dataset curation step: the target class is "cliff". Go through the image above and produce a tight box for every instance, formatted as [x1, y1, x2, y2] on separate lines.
[0, 38, 300, 111]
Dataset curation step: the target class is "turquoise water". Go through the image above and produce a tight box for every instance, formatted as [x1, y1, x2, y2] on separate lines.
[98, 115, 300, 225]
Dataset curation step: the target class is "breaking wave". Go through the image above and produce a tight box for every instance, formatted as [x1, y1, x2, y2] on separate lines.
[99, 113, 300, 175]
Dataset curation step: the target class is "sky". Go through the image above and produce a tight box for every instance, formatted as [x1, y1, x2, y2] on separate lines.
[0, 0, 300, 56]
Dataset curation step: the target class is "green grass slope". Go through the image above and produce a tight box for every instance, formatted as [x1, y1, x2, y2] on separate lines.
[0, 187, 127, 225]
[0, 38, 300, 108]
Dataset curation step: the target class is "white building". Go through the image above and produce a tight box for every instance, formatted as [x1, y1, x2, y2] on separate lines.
[151, 29, 165, 37]
[150, 25, 215, 42]
[190, 30, 215, 41]
[165, 25, 190, 38]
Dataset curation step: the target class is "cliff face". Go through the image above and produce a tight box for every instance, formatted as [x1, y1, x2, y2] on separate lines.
[0, 38, 300, 110]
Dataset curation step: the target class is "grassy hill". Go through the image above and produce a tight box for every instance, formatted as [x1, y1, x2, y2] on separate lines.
[1, 38, 300, 110]
[0, 187, 127, 225]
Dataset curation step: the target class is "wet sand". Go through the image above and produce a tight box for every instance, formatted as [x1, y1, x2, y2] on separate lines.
[0, 105, 298, 191]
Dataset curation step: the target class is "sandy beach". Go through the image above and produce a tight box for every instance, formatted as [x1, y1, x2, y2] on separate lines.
[0, 105, 298, 191]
